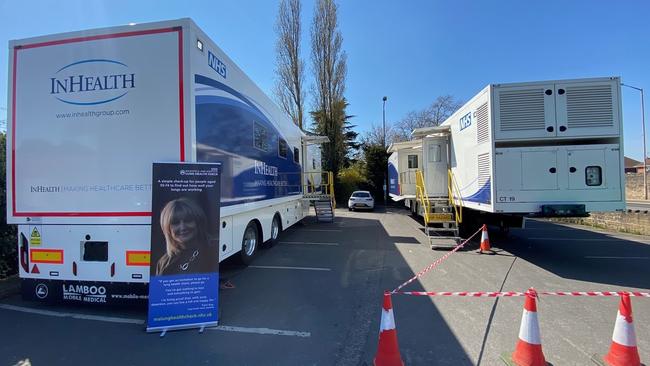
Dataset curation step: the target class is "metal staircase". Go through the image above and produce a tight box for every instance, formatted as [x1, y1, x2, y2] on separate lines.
[303, 171, 336, 223]
[415, 169, 464, 249]
[314, 199, 334, 222]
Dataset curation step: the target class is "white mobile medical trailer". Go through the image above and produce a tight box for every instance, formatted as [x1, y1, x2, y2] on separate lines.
[389, 77, 625, 244]
[6, 19, 326, 304]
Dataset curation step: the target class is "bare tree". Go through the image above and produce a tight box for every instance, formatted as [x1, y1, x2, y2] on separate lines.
[310, 0, 349, 175]
[393, 109, 433, 142]
[428, 95, 463, 125]
[311, 0, 346, 117]
[360, 122, 398, 146]
[394, 95, 463, 141]
[274, 0, 305, 129]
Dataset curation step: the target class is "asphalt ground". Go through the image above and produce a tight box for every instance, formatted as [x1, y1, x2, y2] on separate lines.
[1, 207, 649, 365]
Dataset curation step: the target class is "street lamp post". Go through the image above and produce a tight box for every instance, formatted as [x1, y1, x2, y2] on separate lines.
[382, 96, 387, 147]
[622, 83, 648, 200]
[383, 96, 388, 205]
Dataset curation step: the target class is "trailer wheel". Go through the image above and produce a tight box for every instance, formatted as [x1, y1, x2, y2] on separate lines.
[239, 221, 259, 265]
[267, 214, 282, 247]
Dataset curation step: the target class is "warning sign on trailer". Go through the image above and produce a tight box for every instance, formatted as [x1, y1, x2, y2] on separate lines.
[30, 227, 41, 246]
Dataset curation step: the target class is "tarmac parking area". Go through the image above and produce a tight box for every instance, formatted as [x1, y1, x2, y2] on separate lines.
[1, 208, 649, 365]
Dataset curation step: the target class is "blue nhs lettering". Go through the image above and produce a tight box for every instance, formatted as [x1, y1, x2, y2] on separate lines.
[459, 112, 472, 131]
[208, 51, 227, 79]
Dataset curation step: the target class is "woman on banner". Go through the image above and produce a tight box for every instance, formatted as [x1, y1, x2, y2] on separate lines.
[155, 197, 218, 276]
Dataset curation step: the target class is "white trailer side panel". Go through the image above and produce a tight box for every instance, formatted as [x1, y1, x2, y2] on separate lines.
[443, 86, 494, 212]
[188, 20, 305, 221]
[187, 20, 307, 255]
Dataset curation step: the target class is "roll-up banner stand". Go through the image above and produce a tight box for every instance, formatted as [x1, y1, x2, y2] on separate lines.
[147, 162, 221, 333]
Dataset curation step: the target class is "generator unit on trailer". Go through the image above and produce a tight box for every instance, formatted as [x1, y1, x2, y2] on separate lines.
[389, 77, 625, 247]
[7, 18, 329, 304]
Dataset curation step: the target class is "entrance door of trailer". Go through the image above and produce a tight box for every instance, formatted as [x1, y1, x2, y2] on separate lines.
[423, 137, 449, 197]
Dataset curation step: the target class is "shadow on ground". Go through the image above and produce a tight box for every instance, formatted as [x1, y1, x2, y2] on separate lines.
[1, 211, 475, 366]
[495, 219, 650, 289]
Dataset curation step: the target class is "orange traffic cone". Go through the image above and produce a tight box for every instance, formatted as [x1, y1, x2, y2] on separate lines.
[596, 293, 642, 366]
[501, 288, 549, 366]
[373, 291, 404, 366]
[478, 224, 494, 254]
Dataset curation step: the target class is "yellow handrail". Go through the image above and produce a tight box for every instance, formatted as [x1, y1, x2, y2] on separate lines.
[300, 171, 336, 209]
[415, 170, 431, 225]
[328, 171, 336, 209]
[300, 172, 328, 194]
[447, 169, 463, 224]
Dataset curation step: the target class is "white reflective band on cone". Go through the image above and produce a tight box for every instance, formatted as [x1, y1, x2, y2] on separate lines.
[612, 312, 637, 347]
[481, 231, 488, 241]
[380, 308, 396, 332]
[518, 310, 541, 344]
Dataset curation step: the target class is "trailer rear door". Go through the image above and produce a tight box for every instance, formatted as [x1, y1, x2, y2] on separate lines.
[8, 26, 186, 224]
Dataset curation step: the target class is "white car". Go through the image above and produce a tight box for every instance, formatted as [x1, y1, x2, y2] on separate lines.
[348, 191, 375, 211]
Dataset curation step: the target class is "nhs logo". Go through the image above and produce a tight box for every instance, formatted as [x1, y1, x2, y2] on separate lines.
[459, 112, 472, 131]
[208, 51, 227, 79]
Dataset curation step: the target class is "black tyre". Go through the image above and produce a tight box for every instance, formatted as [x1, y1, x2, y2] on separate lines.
[239, 221, 259, 265]
[268, 214, 282, 247]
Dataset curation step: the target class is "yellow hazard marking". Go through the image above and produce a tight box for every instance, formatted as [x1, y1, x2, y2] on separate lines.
[30, 227, 41, 246]
[429, 213, 453, 221]
[30, 249, 63, 264]
[126, 251, 151, 266]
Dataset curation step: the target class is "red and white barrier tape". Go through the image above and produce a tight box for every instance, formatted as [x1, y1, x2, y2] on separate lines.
[392, 226, 484, 293]
[395, 291, 650, 297]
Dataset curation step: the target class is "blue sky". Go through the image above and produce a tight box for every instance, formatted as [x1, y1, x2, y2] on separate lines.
[1, 0, 649, 160]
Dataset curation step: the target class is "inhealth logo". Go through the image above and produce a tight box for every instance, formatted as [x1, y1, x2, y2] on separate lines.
[50, 59, 135, 106]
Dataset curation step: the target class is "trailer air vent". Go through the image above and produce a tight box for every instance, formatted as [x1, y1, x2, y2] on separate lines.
[476, 102, 489, 144]
[498, 88, 545, 132]
[478, 153, 490, 187]
[566, 85, 613, 128]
